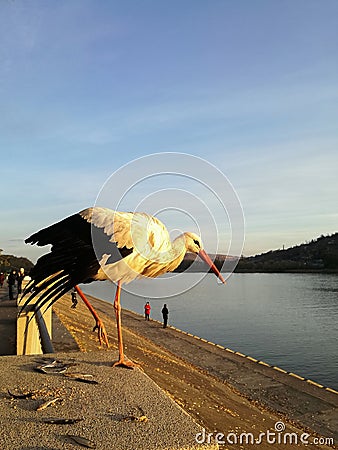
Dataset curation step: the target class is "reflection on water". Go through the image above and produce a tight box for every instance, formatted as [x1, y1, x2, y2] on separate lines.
[81, 273, 338, 389]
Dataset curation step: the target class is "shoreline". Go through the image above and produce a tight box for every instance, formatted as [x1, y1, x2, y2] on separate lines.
[123, 307, 338, 395]
[52, 293, 337, 449]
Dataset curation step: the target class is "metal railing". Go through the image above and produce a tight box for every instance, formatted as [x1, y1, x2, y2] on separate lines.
[17, 282, 54, 355]
[34, 307, 55, 354]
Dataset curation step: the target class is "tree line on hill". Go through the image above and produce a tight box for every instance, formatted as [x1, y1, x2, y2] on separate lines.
[0, 253, 34, 274]
[176, 232, 338, 273]
[235, 232, 338, 273]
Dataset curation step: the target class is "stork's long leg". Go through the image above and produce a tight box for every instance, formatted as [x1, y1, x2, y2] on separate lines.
[74, 285, 109, 347]
[113, 281, 136, 368]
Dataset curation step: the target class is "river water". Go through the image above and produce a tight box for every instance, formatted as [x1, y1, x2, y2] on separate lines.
[81, 272, 338, 390]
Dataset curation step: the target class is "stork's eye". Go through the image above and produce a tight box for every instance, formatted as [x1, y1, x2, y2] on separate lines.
[193, 239, 200, 248]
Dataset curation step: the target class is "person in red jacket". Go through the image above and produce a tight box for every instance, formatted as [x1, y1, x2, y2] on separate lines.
[0, 272, 5, 288]
[144, 301, 151, 321]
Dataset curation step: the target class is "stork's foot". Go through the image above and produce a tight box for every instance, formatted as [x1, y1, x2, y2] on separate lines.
[113, 358, 139, 369]
[92, 319, 109, 347]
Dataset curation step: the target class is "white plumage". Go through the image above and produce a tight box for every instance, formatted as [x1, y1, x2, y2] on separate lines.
[23, 206, 225, 367]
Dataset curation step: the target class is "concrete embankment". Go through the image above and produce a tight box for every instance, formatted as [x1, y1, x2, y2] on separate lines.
[119, 306, 338, 441]
[53, 293, 337, 449]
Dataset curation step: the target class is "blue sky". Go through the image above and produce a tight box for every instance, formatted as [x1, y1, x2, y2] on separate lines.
[1, 0, 337, 262]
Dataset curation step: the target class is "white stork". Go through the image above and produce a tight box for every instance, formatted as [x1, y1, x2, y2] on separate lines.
[23, 207, 225, 368]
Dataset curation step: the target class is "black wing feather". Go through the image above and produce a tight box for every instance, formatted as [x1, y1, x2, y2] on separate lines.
[22, 211, 132, 314]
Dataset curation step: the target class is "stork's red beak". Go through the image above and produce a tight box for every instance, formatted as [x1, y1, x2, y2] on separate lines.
[198, 249, 226, 284]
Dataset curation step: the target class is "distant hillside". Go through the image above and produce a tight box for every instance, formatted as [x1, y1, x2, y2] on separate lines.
[175, 252, 237, 273]
[0, 253, 34, 273]
[236, 232, 338, 273]
[175, 232, 338, 274]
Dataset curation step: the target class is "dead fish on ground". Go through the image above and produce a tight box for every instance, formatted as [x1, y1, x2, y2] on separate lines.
[64, 374, 98, 384]
[8, 389, 35, 399]
[36, 397, 62, 411]
[124, 405, 148, 422]
[70, 378, 98, 385]
[34, 357, 59, 364]
[64, 373, 93, 379]
[41, 417, 84, 424]
[110, 405, 148, 423]
[122, 414, 148, 423]
[66, 434, 96, 448]
[35, 359, 76, 374]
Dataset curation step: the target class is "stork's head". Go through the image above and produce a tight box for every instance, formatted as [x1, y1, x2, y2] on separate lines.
[183, 232, 225, 284]
[183, 232, 204, 253]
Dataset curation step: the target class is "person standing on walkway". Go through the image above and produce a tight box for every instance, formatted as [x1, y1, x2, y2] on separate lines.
[17, 268, 25, 295]
[161, 304, 169, 328]
[0, 272, 4, 288]
[144, 301, 151, 321]
[8, 269, 18, 300]
[71, 288, 78, 308]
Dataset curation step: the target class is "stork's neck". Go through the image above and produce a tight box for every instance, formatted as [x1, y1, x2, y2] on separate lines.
[164, 234, 187, 271]
[171, 234, 186, 255]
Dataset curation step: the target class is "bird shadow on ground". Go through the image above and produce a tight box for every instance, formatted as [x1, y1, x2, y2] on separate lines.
[16, 363, 40, 374]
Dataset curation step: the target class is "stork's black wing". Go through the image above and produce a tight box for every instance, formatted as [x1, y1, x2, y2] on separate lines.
[22, 211, 132, 314]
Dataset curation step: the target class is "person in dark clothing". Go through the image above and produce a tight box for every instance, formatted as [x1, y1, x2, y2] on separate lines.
[161, 304, 169, 328]
[71, 288, 78, 308]
[17, 268, 25, 295]
[8, 269, 18, 300]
